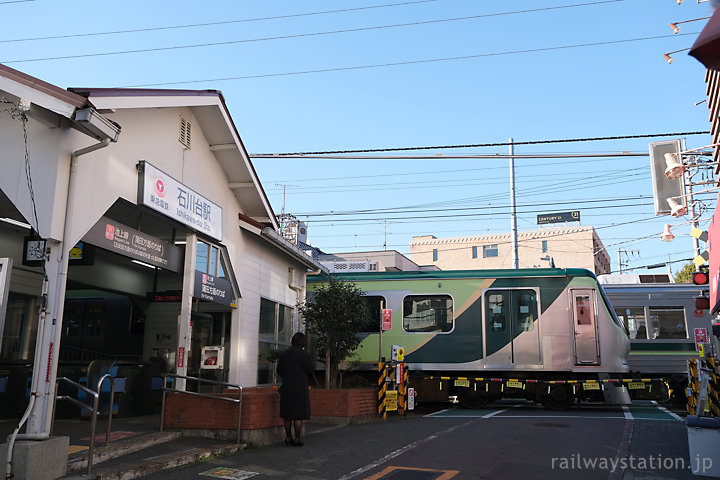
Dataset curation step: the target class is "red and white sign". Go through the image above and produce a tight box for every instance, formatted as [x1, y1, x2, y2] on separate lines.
[382, 309, 392, 331]
[178, 347, 185, 368]
[695, 328, 708, 351]
[396, 363, 404, 384]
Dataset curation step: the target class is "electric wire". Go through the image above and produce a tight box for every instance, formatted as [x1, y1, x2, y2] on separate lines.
[1, 1, 628, 65]
[0, 1, 438, 43]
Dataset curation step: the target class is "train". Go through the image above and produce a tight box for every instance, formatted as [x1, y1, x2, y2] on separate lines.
[600, 279, 712, 403]
[307, 268, 634, 409]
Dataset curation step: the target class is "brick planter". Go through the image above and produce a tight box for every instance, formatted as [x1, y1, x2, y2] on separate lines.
[162, 387, 377, 444]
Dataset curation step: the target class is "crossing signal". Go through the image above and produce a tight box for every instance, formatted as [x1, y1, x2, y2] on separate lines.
[692, 271, 709, 285]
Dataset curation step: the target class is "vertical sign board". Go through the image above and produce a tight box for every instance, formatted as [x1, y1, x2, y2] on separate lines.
[695, 328, 709, 352]
[0, 258, 11, 355]
[382, 309, 392, 331]
[138, 161, 223, 241]
[649, 140, 686, 216]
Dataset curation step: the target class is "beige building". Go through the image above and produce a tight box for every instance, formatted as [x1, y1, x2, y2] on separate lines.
[409, 226, 611, 274]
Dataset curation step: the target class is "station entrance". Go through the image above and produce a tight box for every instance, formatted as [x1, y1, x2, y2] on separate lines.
[0, 197, 237, 418]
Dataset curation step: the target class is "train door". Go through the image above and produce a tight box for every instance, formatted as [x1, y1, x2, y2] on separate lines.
[484, 289, 541, 366]
[572, 289, 600, 365]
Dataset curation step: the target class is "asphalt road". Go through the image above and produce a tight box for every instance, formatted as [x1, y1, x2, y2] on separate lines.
[138, 400, 702, 480]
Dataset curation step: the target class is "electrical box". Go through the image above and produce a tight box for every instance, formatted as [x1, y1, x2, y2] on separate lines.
[0, 258, 12, 356]
[200, 346, 224, 370]
[391, 345, 404, 362]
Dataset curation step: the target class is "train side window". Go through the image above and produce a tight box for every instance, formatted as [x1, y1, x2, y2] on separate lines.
[575, 295, 592, 325]
[614, 307, 647, 339]
[514, 290, 537, 332]
[359, 296, 384, 333]
[486, 293, 506, 332]
[85, 300, 103, 336]
[402, 295, 453, 333]
[649, 307, 687, 339]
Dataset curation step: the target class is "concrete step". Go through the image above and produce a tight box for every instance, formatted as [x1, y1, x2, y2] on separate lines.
[66, 430, 180, 474]
[62, 433, 245, 480]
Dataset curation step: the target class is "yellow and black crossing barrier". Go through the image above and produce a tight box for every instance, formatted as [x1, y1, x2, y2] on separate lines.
[377, 361, 386, 420]
[707, 357, 720, 417]
[377, 361, 409, 419]
[688, 358, 700, 416]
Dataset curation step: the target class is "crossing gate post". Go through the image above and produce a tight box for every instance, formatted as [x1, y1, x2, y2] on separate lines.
[707, 356, 720, 417]
[377, 361, 387, 420]
[688, 358, 700, 416]
[397, 362, 407, 415]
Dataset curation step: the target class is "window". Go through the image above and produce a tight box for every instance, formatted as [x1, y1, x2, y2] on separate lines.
[483, 244, 498, 258]
[542, 240, 548, 253]
[359, 296, 385, 333]
[257, 298, 294, 384]
[485, 289, 538, 334]
[472, 246, 478, 259]
[614, 307, 647, 339]
[403, 295, 453, 333]
[649, 307, 687, 339]
[432, 249, 438, 262]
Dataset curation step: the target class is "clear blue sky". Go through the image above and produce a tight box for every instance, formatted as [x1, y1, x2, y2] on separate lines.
[2, 0, 717, 274]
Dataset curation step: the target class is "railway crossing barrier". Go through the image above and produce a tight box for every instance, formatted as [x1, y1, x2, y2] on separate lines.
[377, 360, 410, 420]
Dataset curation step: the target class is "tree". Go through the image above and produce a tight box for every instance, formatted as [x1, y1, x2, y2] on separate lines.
[675, 262, 696, 283]
[299, 276, 372, 388]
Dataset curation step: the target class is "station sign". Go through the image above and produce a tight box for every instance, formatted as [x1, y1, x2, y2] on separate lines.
[537, 211, 580, 225]
[84, 216, 182, 272]
[138, 161, 222, 241]
[194, 270, 235, 307]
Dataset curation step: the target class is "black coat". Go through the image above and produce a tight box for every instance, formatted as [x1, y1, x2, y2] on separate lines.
[277, 345, 314, 420]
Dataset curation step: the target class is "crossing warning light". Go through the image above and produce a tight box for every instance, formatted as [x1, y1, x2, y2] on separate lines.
[692, 271, 709, 285]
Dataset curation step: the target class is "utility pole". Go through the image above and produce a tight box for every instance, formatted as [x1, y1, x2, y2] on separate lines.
[682, 138, 701, 270]
[509, 138, 519, 269]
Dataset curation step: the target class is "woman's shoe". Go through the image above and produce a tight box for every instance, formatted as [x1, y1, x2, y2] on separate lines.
[284, 438, 294, 446]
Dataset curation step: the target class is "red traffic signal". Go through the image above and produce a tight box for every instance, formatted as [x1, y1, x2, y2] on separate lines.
[693, 271, 709, 285]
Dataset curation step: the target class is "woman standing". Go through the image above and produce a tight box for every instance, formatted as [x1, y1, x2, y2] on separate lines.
[277, 332, 314, 446]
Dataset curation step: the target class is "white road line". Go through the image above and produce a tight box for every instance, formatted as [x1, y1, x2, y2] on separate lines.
[336, 420, 475, 480]
[482, 409, 507, 418]
[652, 400, 683, 420]
[424, 408, 451, 417]
[622, 406, 634, 420]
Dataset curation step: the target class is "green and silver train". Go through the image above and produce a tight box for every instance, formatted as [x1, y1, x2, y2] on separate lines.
[308, 268, 631, 409]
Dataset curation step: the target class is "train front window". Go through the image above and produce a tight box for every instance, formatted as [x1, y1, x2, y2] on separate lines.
[649, 307, 687, 339]
[615, 307, 647, 339]
[403, 295, 453, 333]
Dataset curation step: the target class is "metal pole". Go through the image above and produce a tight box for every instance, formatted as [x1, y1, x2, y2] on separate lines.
[618, 250, 622, 274]
[509, 138, 519, 269]
[682, 138, 701, 269]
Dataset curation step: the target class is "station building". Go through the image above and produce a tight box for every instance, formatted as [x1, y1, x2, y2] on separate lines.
[0, 64, 323, 446]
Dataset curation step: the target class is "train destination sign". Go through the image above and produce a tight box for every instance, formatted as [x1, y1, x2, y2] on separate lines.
[138, 161, 222, 241]
[84, 216, 182, 272]
[537, 211, 580, 225]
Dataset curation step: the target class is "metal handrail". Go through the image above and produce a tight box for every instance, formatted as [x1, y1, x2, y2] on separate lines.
[160, 374, 243, 444]
[52, 374, 115, 476]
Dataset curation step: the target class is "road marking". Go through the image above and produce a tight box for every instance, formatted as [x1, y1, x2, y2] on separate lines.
[482, 409, 507, 418]
[652, 400, 683, 420]
[622, 406, 634, 420]
[338, 420, 475, 480]
[362, 466, 459, 480]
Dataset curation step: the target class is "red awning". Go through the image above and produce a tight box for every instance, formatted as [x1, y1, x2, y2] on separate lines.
[690, 7, 720, 70]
